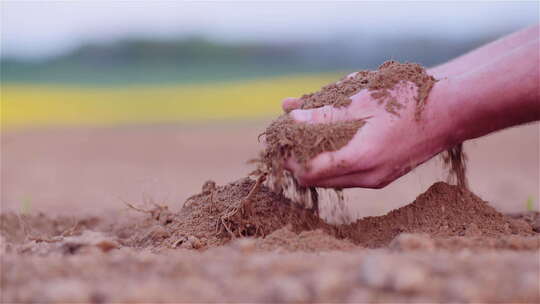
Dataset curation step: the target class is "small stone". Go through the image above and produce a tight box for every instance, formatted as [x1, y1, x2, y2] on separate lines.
[202, 180, 216, 194]
[392, 262, 428, 292]
[464, 223, 482, 237]
[187, 236, 204, 249]
[358, 254, 394, 289]
[149, 226, 170, 240]
[508, 219, 533, 234]
[173, 236, 188, 248]
[389, 233, 435, 251]
[231, 238, 256, 254]
[95, 240, 119, 253]
[266, 277, 310, 302]
[531, 218, 540, 233]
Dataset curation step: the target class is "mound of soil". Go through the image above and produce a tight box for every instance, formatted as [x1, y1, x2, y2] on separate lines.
[339, 182, 534, 247]
[115, 178, 535, 251]
[124, 177, 334, 250]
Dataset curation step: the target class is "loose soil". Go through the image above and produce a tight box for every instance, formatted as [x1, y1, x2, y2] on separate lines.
[127, 178, 537, 250]
[7, 178, 533, 253]
[258, 116, 365, 209]
[298, 60, 436, 117]
[2, 179, 539, 302]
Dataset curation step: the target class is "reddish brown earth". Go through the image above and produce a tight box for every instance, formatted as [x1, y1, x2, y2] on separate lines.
[1, 122, 539, 303]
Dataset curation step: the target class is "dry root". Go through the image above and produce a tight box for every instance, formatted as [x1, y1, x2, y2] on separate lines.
[218, 174, 267, 238]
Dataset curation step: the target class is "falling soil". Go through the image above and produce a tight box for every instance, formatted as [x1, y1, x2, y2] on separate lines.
[441, 143, 469, 188]
[258, 116, 365, 209]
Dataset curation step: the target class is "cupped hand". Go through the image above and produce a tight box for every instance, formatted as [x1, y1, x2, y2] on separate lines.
[281, 80, 455, 189]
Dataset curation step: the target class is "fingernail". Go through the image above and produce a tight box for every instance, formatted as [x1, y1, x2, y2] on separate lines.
[291, 109, 312, 122]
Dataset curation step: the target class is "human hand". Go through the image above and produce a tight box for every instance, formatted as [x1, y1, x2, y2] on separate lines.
[282, 79, 455, 188]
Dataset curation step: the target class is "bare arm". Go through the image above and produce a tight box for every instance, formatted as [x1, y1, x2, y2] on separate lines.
[282, 28, 540, 189]
[441, 38, 540, 144]
[430, 24, 539, 78]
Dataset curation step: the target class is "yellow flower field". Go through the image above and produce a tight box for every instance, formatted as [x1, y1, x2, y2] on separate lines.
[1, 73, 340, 129]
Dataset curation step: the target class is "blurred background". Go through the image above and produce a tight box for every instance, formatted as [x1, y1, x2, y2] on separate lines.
[1, 2, 538, 218]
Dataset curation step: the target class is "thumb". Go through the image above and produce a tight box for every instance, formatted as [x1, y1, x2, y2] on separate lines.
[281, 97, 303, 113]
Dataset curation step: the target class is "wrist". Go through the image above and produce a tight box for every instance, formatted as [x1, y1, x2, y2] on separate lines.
[423, 77, 465, 149]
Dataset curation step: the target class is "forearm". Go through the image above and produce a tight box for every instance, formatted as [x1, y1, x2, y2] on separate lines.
[439, 38, 539, 144]
[430, 24, 539, 78]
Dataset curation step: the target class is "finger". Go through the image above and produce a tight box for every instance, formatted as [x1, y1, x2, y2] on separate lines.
[284, 151, 341, 186]
[281, 97, 303, 113]
[289, 144, 365, 185]
[309, 158, 416, 189]
[346, 71, 358, 79]
[308, 171, 390, 189]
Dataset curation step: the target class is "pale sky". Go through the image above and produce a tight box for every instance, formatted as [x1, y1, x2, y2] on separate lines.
[1, 1, 538, 59]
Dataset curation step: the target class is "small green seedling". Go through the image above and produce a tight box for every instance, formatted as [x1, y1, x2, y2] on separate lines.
[525, 196, 536, 212]
[20, 196, 33, 214]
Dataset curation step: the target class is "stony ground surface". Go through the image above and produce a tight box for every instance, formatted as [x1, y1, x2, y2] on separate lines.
[2, 123, 539, 303]
[2, 210, 539, 303]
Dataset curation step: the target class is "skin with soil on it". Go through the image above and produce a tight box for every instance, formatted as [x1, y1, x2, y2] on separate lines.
[258, 61, 466, 210]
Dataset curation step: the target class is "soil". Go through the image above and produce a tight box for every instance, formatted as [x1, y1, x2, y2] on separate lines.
[261, 116, 366, 169]
[258, 116, 365, 209]
[130, 178, 536, 250]
[442, 143, 469, 188]
[5, 178, 534, 253]
[298, 60, 436, 119]
[2, 178, 539, 303]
